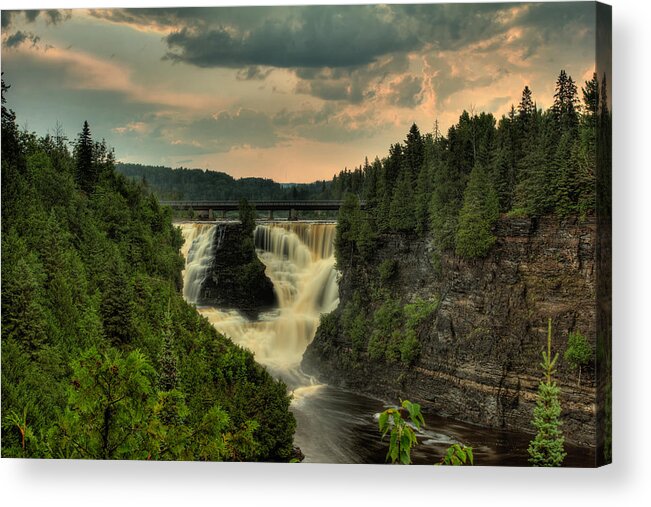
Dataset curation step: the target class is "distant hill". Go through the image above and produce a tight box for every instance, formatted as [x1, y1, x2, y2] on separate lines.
[116, 163, 331, 201]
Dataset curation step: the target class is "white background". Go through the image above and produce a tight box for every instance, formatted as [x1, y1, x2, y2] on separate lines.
[1, 0, 649, 505]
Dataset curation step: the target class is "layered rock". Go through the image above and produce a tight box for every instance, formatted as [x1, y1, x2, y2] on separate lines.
[303, 216, 598, 447]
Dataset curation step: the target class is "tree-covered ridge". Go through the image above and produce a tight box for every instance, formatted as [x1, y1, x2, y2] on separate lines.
[1, 79, 296, 461]
[117, 163, 332, 201]
[332, 70, 609, 260]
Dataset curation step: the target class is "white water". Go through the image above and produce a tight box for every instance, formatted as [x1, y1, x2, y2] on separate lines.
[178, 221, 339, 388]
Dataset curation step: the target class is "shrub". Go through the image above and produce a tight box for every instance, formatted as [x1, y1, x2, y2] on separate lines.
[378, 258, 398, 283]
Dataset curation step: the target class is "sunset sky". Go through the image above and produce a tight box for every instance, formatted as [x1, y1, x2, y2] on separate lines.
[1, 2, 599, 183]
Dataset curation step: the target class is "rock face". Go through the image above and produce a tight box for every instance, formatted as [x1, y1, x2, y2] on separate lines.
[200, 223, 276, 315]
[303, 216, 598, 447]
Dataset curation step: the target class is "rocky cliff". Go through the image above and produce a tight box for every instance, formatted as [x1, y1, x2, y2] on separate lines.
[200, 223, 276, 315]
[303, 216, 598, 447]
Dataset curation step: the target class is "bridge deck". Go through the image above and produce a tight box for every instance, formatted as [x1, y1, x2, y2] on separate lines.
[160, 200, 365, 211]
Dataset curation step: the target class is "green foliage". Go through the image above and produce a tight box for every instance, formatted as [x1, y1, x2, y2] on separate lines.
[564, 331, 592, 386]
[399, 330, 421, 364]
[437, 443, 474, 466]
[389, 171, 417, 233]
[378, 400, 424, 464]
[404, 297, 438, 330]
[1, 88, 296, 461]
[455, 163, 500, 258]
[379, 399, 474, 466]
[378, 259, 398, 283]
[238, 198, 257, 236]
[327, 70, 601, 268]
[528, 319, 567, 467]
[365, 297, 435, 365]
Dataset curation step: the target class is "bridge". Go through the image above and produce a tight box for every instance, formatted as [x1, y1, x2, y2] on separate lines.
[160, 200, 365, 219]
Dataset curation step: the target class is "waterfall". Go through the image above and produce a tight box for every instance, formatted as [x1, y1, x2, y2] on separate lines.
[179, 221, 339, 389]
[181, 223, 217, 304]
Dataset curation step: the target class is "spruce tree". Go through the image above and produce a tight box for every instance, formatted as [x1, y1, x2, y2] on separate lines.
[404, 123, 424, 179]
[414, 162, 432, 236]
[75, 121, 96, 194]
[455, 163, 499, 258]
[389, 170, 417, 233]
[335, 193, 361, 267]
[552, 70, 579, 134]
[528, 319, 567, 467]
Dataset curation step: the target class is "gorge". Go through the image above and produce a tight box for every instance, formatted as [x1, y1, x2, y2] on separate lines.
[178, 219, 596, 465]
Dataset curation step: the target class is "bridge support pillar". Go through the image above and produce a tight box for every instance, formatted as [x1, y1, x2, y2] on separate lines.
[268, 209, 274, 220]
[208, 208, 213, 220]
[221, 210, 226, 219]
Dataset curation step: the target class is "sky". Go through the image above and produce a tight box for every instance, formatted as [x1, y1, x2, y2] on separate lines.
[1, 2, 599, 183]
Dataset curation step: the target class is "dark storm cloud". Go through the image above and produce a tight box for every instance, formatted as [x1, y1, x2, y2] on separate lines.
[4, 30, 40, 48]
[2, 9, 70, 29]
[83, 3, 597, 108]
[84, 4, 596, 73]
[163, 6, 419, 69]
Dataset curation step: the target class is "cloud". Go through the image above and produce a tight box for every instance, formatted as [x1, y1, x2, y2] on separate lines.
[2, 9, 70, 29]
[3, 30, 40, 48]
[162, 6, 419, 69]
[160, 108, 279, 153]
[236, 66, 273, 81]
[387, 75, 424, 108]
[5, 44, 231, 112]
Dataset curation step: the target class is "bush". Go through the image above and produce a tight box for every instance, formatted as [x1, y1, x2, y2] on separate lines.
[378, 259, 398, 283]
[399, 330, 421, 365]
[564, 331, 592, 386]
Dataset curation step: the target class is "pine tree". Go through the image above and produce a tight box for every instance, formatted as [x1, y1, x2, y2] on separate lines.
[75, 121, 96, 194]
[100, 255, 134, 344]
[415, 162, 432, 235]
[528, 319, 566, 467]
[552, 70, 579, 134]
[404, 123, 424, 179]
[335, 193, 361, 267]
[389, 170, 417, 233]
[455, 163, 499, 258]
[238, 198, 257, 236]
[564, 331, 592, 386]
[158, 302, 179, 392]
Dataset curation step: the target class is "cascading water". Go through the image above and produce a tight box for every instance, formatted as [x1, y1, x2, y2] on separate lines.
[181, 224, 218, 304]
[178, 221, 339, 391]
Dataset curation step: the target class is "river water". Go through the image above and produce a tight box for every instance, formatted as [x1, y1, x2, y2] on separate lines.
[178, 220, 593, 466]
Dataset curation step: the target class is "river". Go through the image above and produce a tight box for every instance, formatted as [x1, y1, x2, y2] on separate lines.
[178, 220, 593, 466]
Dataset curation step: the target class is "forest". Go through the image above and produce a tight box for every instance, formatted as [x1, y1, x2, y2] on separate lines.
[1, 78, 297, 461]
[333, 70, 610, 261]
[117, 163, 331, 201]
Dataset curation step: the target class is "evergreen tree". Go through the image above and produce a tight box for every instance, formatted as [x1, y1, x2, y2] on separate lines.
[552, 70, 579, 134]
[564, 331, 592, 386]
[528, 319, 566, 467]
[415, 162, 432, 235]
[389, 170, 417, 233]
[238, 198, 257, 236]
[335, 193, 361, 267]
[404, 123, 424, 179]
[158, 303, 179, 392]
[100, 255, 134, 345]
[455, 163, 499, 258]
[74, 121, 96, 194]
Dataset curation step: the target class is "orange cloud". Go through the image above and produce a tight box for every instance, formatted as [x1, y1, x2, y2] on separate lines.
[9, 44, 231, 112]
